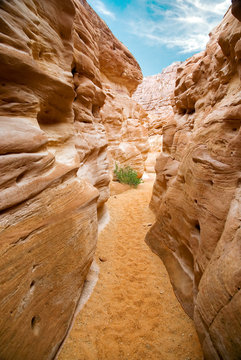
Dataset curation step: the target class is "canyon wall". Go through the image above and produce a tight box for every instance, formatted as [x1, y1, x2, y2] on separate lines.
[73, 0, 144, 198]
[101, 77, 149, 178]
[0, 1, 142, 359]
[146, 7, 241, 360]
[133, 63, 180, 173]
[133, 62, 180, 135]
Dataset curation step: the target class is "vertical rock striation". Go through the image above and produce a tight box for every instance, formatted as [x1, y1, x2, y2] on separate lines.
[146, 7, 241, 359]
[0, 0, 142, 359]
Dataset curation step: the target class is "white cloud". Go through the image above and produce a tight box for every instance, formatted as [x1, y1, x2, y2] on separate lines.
[128, 0, 230, 54]
[183, 0, 230, 15]
[88, 0, 116, 19]
[164, 34, 209, 54]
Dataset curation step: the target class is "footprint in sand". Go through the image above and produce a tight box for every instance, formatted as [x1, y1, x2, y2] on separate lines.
[58, 181, 202, 360]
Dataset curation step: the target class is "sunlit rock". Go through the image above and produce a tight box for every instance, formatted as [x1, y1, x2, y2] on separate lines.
[146, 9, 241, 359]
[133, 62, 180, 174]
[0, 0, 142, 358]
[100, 77, 149, 178]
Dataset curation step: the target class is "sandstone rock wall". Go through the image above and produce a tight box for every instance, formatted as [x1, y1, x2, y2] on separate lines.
[133, 62, 180, 135]
[133, 63, 180, 173]
[0, 1, 142, 359]
[72, 0, 109, 208]
[73, 0, 143, 202]
[100, 76, 149, 178]
[146, 8, 241, 359]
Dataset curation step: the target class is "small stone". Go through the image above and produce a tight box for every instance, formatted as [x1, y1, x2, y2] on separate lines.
[99, 257, 107, 262]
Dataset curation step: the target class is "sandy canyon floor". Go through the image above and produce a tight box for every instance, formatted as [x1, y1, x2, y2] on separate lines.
[58, 180, 203, 360]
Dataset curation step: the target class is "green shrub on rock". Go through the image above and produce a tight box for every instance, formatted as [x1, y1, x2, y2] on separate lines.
[114, 163, 143, 188]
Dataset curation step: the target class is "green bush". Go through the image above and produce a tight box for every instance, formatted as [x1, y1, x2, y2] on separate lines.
[114, 163, 143, 188]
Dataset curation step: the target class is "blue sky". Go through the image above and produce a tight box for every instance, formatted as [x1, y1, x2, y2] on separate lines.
[87, 0, 231, 76]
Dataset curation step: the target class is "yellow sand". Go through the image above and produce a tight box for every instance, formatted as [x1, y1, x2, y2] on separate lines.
[58, 180, 203, 360]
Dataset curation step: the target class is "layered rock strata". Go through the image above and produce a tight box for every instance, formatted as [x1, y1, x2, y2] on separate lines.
[133, 62, 180, 135]
[146, 7, 241, 360]
[73, 0, 143, 202]
[0, 1, 142, 359]
[100, 76, 149, 178]
[133, 63, 180, 173]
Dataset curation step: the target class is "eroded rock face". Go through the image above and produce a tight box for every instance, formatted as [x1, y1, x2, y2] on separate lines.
[146, 8, 241, 360]
[73, 0, 143, 203]
[232, 0, 241, 21]
[133, 62, 180, 135]
[100, 76, 149, 178]
[133, 63, 180, 173]
[0, 0, 142, 359]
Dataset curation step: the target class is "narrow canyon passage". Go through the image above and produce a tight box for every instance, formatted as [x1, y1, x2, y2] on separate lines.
[58, 180, 202, 360]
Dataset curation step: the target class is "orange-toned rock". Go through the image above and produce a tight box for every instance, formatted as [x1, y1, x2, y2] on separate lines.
[100, 77, 148, 178]
[232, 0, 241, 21]
[133, 62, 180, 136]
[144, 135, 163, 174]
[0, 0, 142, 359]
[0, 1, 98, 359]
[146, 8, 241, 360]
[133, 63, 180, 173]
[73, 0, 145, 186]
[72, 0, 143, 204]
